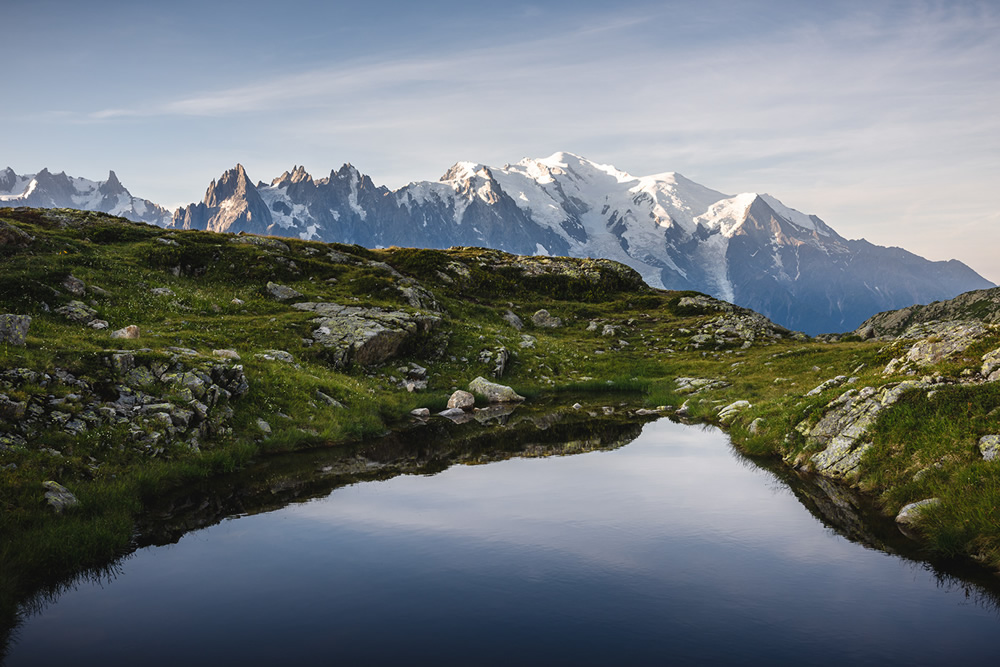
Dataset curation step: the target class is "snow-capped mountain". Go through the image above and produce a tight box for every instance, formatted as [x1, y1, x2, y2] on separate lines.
[0, 167, 171, 226]
[170, 152, 993, 334]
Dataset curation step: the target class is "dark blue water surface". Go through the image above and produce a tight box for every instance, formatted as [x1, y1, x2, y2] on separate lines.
[7, 419, 999, 665]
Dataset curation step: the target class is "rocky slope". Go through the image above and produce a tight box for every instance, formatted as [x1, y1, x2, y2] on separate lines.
[854, 286, 1000, 339]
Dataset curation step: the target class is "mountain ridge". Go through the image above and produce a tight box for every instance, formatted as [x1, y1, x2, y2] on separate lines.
[2, 155, 991, 334]
[169, 153, 994, 333]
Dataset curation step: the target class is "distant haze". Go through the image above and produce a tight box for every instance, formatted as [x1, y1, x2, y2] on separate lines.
[6, 0, 1000, 283]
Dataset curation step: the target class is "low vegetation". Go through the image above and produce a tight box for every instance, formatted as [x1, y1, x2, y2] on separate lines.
[2, 207, 999, 628]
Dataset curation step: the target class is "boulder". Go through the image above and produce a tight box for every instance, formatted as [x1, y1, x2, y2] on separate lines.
[0, 314, 31, 345]
[293, 302, 440, 369]
[56, 300, 98, 324]
[62, 275, 86, 296]
[447, 390, 475, 411]
[895, 498, 941, 525]
[503, 310, 524, 330]
[256, 419, 272, 435]
[111, 325, 140, 339]
[213, 349, 241, 360]
[468, 376, 524, 403]
[532, 309, 562, 328]
[982, 348, 1000, 379]
[42, 481, 78, 513]
[410, 408, 431, 418]
[979, 435, 1000, 461]
[266, 281, 303, 301]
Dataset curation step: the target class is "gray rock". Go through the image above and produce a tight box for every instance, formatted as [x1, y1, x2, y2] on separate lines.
[447, 390, 475, 411]
[213, 349, 241, 360]
[895, 498, 941, 525]
[468, 376, 525, 403]
[266, 281, 303, 301]
[532, 309, 562, 328]
[805, 380, 931, 479]
[0, 314, 31, 345]
[0, 396, 27, 420]
[43, 481, 79, 513]
[255, 350, 295, 363]
[293, 302, 440, 369]
[232, 235, 290, 252]
[62, 275, 86, 296]
[718, 400, 750, 423]
[410, 408, 431, 418]
[256, 419, 272, 435]
[979, 435, 1000, 461]
[438, 407, 475, 423]
[805, 375, 848, 397]
[519, 335, 536, 349]
[316, 390, 345, 408]
[88, 319, 109, 329]
[56, 300, 98, 324]
[111, 325, 140, 339]
[503, 310, 524, 330]
[748, 417, 764, 435]
[151, 287, 175, 296]
[982, 348, 1000, 378]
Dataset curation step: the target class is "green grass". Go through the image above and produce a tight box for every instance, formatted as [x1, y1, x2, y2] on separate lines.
[3, 206, 1000, 620]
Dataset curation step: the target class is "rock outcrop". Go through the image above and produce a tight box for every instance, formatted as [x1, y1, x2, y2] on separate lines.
[293, 302, 441, 368]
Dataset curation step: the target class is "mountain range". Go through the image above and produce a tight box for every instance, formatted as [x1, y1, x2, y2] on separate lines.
[0, 167, 170, 226]
[3, 154, 993, 333]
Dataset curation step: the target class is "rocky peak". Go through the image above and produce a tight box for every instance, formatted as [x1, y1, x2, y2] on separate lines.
[271, 165, 314, 188]
[205, 164, 254, 207]
[99, 170, 126, 197]
[0, 167, 17, 191]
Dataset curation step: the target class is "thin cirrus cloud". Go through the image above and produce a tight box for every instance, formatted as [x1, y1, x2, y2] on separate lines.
[68, 2, 1000, 283]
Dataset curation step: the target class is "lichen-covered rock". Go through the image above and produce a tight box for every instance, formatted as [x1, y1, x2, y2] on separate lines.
[265, 281, 303, 301]
[718, 400, 750, 423]
[805, 376, 848, 397]
[982, 348, 1000, 380]
[896, 498, 941, 526]
[674, 377, 729, 394]
[468, 376, 524, 403]
[804, 380, 931, 478]
[0, 314, 31, 345]
[979, 435, 1000, 461]
[43, 481, 78, 513]
[293, 302, 440, 369]
[447, 390, 475, 411]
[532, 309, 562, 328]
[56, 300, 98, 324]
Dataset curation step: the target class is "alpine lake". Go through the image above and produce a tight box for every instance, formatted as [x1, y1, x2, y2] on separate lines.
[4, 398, 999, 666]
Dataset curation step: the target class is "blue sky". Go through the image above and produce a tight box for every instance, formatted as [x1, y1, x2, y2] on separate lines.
[6, 0, 999, 282]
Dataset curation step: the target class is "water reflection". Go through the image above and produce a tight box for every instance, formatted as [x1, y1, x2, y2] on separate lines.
[5, 405, 1000, 665]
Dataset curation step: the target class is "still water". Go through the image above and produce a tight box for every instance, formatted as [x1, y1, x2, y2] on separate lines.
[6, 417, 999, 665]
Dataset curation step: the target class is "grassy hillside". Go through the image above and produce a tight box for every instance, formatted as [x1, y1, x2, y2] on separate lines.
[2, 207, 1000, 624]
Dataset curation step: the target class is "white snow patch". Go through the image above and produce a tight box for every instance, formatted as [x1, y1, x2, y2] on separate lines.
[534, 243, 550, 256]
[759, 194, 825, 234]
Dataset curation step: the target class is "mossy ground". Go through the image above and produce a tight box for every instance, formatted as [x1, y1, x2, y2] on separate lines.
[2, 207, 1000, 625]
